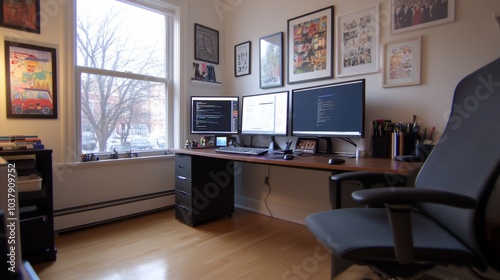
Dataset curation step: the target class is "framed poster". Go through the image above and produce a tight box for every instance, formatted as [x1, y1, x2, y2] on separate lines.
[287, 6, 334, 84]
[0, 0, 40, 33]
[259, 32, 283, 89]
[337, 5, 379, 77]
[194, 23, 219, 64]
[4, 41, 58, 118]
[390, 0, 455, 34]
[235, 41, 251, 77]
[383, 37, 422, 88]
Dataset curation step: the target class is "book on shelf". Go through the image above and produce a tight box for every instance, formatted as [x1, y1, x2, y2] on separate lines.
[0, 135, 43, 150]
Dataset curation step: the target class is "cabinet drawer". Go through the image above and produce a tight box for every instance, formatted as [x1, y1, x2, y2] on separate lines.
[175, 190, 192, 208]
[175, 154, 191, 167]
[175, 205, 193, 226]
[175, 175, 192, 194]
[175, 164, 191, 178]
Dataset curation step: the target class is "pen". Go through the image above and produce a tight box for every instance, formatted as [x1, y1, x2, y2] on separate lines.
[429, 126, 435, 141]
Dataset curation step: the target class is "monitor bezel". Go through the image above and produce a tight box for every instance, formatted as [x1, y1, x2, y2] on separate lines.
[190, 96, 240, 135]
[240, 90, 289, 136]
[291, 79, 365, 138]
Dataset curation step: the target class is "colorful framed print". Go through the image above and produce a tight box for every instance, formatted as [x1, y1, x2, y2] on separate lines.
[287, 6, 334, 84]
[194, 23, 219, 64]
[5, 41, 58, 118]
[390, 0, 455, 34]
[259, 32, 283, 89]
[337, 5, 379, 77]
[235, 41, 251, 77]
[0, 0, 40, 33]
[383, 37, 422, 88]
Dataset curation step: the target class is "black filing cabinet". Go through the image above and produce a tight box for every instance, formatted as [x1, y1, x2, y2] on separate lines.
[0, 149, 56, 263]
[175, 154, 234, 226]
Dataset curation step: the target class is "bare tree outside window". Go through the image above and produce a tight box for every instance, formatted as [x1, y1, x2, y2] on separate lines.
[77, 0, 169, 153]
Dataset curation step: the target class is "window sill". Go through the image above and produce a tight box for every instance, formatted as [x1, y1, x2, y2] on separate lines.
[57, 153, 174, 169]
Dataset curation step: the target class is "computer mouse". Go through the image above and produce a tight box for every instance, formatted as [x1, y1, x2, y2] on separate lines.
[283, 154, 294, 160]
[328, 157, 345, 164]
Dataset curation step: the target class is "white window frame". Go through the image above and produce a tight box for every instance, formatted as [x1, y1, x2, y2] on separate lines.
[64, 0, 181, 162]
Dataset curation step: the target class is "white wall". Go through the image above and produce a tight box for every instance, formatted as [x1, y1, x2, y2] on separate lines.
[1, 0, 500, 230]
[219, 0, 500, 223]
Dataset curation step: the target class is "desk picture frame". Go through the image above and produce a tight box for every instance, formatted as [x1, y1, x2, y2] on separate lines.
[194, 23, 219, 64]
[0, 0, 40, 34]
[287, 6, 334, 84]
[295, 138, 318, 154]
[259, 32, 283, 89]
[4, 41, 58, 119]
[383, 37, 422, 88]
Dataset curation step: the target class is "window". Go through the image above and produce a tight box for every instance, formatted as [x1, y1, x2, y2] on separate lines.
[76, 0, 174, 155]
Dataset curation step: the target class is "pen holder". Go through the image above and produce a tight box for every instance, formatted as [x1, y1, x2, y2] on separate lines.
[403, 132, 420, 156]
[372, 136, 391, 158]
[415, 143, 434, 161]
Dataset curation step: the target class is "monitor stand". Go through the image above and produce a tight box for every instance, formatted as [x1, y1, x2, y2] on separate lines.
[268, 136, 281, 153]
[318, 137, 333, 155]
[318, 137, 357, 156]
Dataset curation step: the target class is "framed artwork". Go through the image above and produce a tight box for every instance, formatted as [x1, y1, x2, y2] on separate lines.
[295, 138, 318, 154]
[234, 41, 251, 77]
[337, 5, 379, 77]
[4, 41, 58, 119]
[383, 37, 422, 88]
[287, 6, 334, 84]
[390, 0, 455, 34]
[0, 0, 40, 33]
[259, 32, 283, 89]
[194, 23, 219, 64]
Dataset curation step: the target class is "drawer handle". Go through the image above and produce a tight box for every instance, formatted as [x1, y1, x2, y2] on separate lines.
[177, 176, 187, 180]
[179, 191, 188, 195]
[177, 165, 190, 170]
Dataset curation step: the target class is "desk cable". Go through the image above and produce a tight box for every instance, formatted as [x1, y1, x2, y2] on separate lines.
[264, 165, 274, 219]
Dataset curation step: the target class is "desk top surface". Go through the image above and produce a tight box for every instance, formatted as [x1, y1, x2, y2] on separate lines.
[174, 148, 422, 176]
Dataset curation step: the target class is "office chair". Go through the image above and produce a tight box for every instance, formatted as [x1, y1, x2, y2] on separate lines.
[306, 57, 500, 280]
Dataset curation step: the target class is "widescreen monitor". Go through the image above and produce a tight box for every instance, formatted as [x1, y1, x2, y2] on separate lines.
[190, 96, 239, 134]
[292, 79, 365, 138]
[241, 91, 289, 136]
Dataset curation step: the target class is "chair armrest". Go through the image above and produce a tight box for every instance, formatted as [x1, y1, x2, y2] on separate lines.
[351, 188, 477, 209]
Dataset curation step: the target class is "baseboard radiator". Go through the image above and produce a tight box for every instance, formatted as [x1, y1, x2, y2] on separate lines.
[54, 190, 175, 233]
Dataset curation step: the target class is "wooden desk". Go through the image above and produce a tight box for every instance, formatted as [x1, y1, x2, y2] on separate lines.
[174, 148, 421, 175]
[172, 148, 422, 225]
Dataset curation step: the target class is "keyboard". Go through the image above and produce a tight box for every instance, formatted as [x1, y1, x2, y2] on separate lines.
[215, 146, 268, 156]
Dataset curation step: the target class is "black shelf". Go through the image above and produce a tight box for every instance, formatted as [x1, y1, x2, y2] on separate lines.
[0, 149, 56, 263]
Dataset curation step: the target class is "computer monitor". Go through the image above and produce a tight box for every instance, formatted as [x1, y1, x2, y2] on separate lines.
[291, 79, 365, 138]
[190, 96, 239, 134]
[241, 91, 289, 136]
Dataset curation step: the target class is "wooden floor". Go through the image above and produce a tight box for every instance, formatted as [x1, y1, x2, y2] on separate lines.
[33, 208, 380, 280]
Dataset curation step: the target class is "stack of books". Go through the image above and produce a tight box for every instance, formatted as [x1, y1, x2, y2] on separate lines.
[0, 135, 44, 150]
